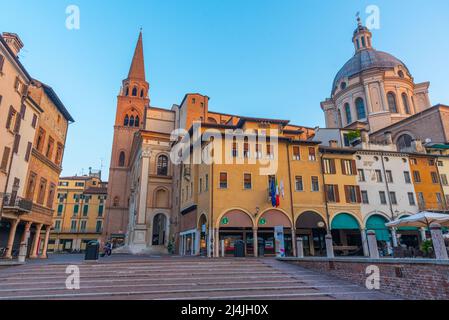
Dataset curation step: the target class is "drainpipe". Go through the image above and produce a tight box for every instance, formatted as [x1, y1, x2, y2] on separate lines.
[380, 152, 395, 220]
[320, 154, 331, 233]
[286, 142, 296, 256]
[434, 158, 447, 212]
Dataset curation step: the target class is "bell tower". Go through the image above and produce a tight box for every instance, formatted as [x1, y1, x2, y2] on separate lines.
[104, 31, 149, 241]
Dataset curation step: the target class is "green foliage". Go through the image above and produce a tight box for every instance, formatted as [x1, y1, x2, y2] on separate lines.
[167, 237, 175, 255]
[346, 130, 361, 142]
[420, 239, 433, 254]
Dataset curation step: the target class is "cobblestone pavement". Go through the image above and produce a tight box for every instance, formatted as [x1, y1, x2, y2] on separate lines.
[0, 255, 399, 300]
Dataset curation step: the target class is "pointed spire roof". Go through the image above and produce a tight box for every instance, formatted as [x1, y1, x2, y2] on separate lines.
[127, 31, 146, 81]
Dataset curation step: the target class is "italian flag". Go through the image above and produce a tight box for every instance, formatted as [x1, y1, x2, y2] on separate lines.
[275, 178, 280, 207]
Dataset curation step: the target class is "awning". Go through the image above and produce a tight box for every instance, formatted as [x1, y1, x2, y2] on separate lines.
[331, 213, 359, 230]
[366, 215, 390, 241]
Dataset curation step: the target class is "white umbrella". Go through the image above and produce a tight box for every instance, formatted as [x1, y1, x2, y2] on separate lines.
[386, 212, 449, 229]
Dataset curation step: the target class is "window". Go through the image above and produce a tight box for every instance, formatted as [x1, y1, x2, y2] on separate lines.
[344, 103, 352, 124]
[199, 178, 203, 193]
[205, 174, 209, 191]
[220, 173, 228, 189]
[410, 158, 417, 165]
[379, 191, 387, 205]
[135, 116, 140, 127]
[345, 185, 360, 203]
[36, 128, 45, 152]
[397, 135, 413, 151]
[341, 160, 356, 175]
[267, 144, 274, 159]
[244, 174, 252, 190]
[37, 178, 47, 205]
[20, 104, 26, 120]
[80, 221, 87, 232]
[25, 142, 32, 162]
[98, 205, 104, 217]
[418, 192, 425, 208]
[437, 193, 443, 207]
[232, 142, 238, 157]
[125, 87, 129, 96]
[355, 98, 366, 120]
[31, 114, 37, 129]
[358, 169, 366, 182]
[0, 55, 4, 73]
[118, 152, 126, 167]
[54, 220, 61, 232]
[413, 171, 421, 183]
[75, 182, 85, 187]
[6, 106, 16, 131]
[325, 185, 339, 203]
[308, 147, 316, 161]
[132, 87, 137, 96]
[13, 134, 20, 154]
[441, 174, 449, 186]
[70, 220, 77, 232]
[387, 92, 398, 113]
[73, 204, 79, 215]
[398, 70, 405, 78]
[292, 146, 300, 160]
[375, 170, 383, 183]
[408, 193, 416, 206]
[96, 221, 103, 233]
[57, 204, 64, 215]
[83, 205, 89, 216]
[45, 136, 54, 158]
[129, 116, 135, 127]
[295, 176, 303, 192]
[55, 143, 63, 165]
[255, 144, 262, 159]
[157, 155, 169, 176]
[140, 89, 144, 98]
[243, 142, 250, 158]
[386, 170, 394, 183]
[25, 172, 37, 201]
[402, 93, 411, 114]
[46, 183, 56, 209]
[361, 191, 369, 204]
[404, 171, 411, 184]
[431, 172, 439, 184]
[124, 115, 129, 126]
[311, 177, 319, 192]
[429, 159, 435, 166]
[323, 158, 336, 174]
[390, 192, 398, 205]
[0, 147, 10, 171]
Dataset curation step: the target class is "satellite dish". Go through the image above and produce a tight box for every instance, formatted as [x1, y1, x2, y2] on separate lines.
[425, 138, 432, 144]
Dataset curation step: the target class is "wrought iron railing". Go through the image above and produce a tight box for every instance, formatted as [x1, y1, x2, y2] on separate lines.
[1, 193, 33, 212]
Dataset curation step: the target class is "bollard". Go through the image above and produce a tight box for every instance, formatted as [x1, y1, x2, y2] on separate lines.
[325, 234, 334, 258]
[221, 240, 225, 258]
[430, 223, 449, 260]
[296, 237, 304, 258]
[367, 230, 379, 259]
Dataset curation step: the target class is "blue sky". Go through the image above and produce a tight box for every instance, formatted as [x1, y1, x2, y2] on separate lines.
[2, 0, 449, 177]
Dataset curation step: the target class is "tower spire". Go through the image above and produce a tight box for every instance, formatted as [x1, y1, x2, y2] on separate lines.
[128, 31, 146, 81]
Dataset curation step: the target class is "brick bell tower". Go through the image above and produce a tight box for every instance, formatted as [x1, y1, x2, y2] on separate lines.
[104, 31, 149, 243]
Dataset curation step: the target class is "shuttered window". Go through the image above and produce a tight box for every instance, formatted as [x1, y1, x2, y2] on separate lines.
[25, 142, 32, 162]
[0, 147, 11, 171]
[293, 146, 300, 160]
[220, 172, 228, 189]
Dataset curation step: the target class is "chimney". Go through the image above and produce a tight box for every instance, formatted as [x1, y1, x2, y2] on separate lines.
[361, 130, 370, 143]
[384, 131, 393, 145]
[329, 140, 338, 148]
[2, 32, 24, 57]
[412, 139, 425, 153]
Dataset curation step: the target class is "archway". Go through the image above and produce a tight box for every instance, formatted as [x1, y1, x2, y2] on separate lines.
[219, 209, 254, 256]
[257, 209, 293, 257]
[366, 214, 391, 256]
[296, 211, 327, 256]
[152, 214, 167, 246]
[396, 134, 413, 152]
[198, 214, 208, 256]
[331, 213, 363, 256]
[396, 214, 421, 249]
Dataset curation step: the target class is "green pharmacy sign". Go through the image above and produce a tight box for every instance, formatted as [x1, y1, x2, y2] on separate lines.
[260, 218, 267, 225]
[221, 217, 229, 225]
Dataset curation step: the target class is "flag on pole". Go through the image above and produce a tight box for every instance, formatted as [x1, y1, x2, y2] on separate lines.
[275, 178, 280, 207]
[280, 180, 285, 199]
[270, 178, 277, 207]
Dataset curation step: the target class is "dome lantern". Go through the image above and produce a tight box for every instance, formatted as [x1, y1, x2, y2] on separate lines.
[352, 15, 373, 53]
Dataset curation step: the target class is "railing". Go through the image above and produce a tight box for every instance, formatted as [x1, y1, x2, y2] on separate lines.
[1, 193, 32, 212]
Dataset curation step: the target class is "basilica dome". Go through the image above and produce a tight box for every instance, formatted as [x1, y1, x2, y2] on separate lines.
[332, 49, 410, 94]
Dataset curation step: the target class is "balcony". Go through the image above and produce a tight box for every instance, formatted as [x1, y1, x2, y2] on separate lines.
[1, 193, 33, 213]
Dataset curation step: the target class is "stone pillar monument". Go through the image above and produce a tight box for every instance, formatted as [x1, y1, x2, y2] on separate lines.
[367, 230, 379, 259]
[430, 223, 448, 260]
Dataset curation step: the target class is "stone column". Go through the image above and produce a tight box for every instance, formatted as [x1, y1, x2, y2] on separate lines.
[325, 234, 334, 258]
[367, 230, 380, 259]
[195, 230, 201, 256]
[221, 240, 225, 257]
[190, 232, 195, 256]
[430, 223, 448, 260]
[18, 222, 32, 263]
[253, 228, 258, 258]
[391, 228, 398, 247]
[291, 228, 297, 257]
[5, 219, 20, 259]
[361, 229, 369, 257]
[296, 237, 304, 258]
[214, 228, 220, 258]
[39, 226, 51, 259]
[379, 81, 388, 111]
[207, 229, 212, 258]
[420, 228, 427, 242]
[364, 84, 373, 114]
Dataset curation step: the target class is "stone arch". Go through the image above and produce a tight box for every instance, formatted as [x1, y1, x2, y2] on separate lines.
[395, 132, 415, 151]
[151, 212, 169, 246]
[216, 208, 255, 229]
[153, 187, 170, 208]
[296, 210, 327, 230]
[258, 208, 292, 228]
[198, 213, 208, 230]
[155, 152, 170, 176]
[330, 212, 362, 230]
[363, 211, 391, 227]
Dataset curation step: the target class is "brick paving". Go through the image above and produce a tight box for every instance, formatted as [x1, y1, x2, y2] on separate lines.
[0, 255, 399, 300]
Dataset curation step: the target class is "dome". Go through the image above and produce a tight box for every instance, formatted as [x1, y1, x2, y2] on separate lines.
[332, 49, 410, 95]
